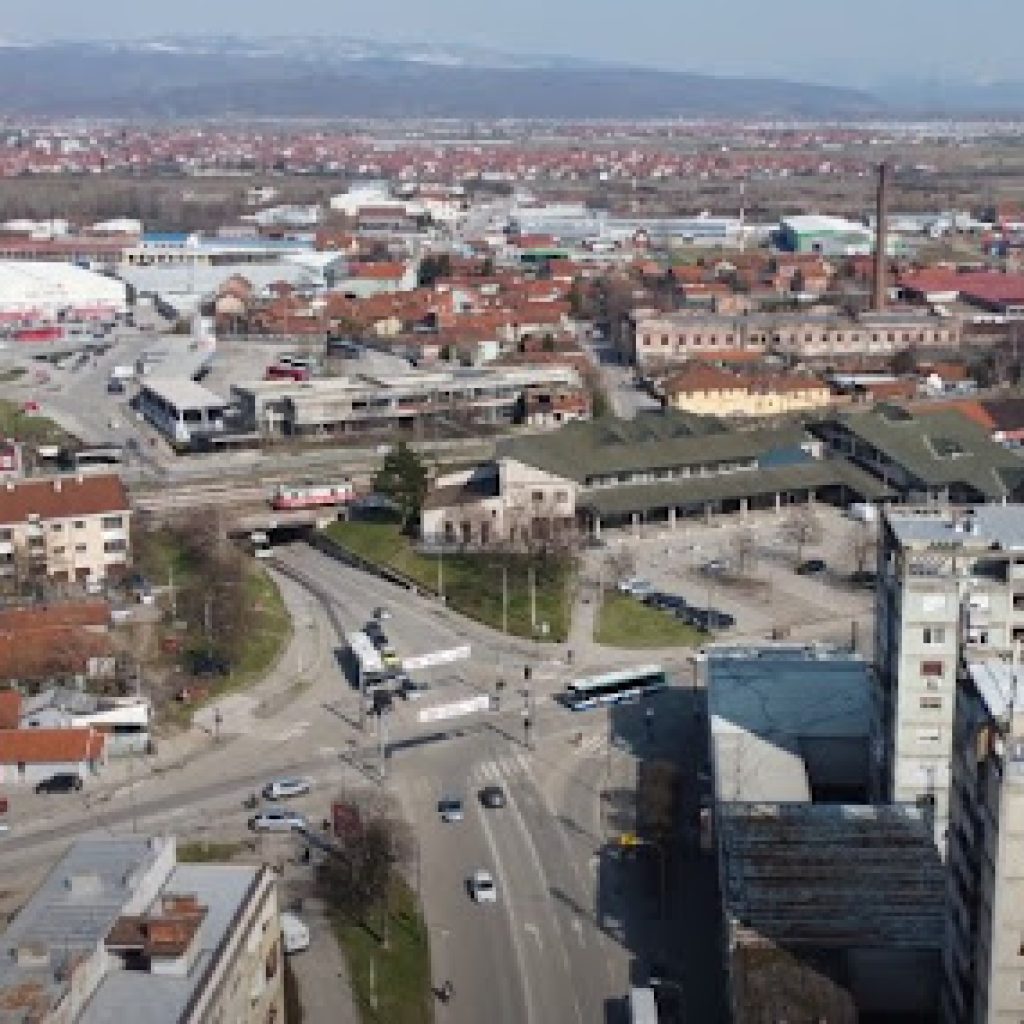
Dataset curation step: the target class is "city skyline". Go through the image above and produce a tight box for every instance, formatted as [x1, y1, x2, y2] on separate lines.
[3, 0, 1023, 90]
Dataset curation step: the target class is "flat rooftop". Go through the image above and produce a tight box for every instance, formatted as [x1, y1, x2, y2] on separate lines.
[0, 837, 170, 1021]
[706, 646, 872, 804]
[968, 660, 1024, 721]
[141, 377, 229, 410]
[719, 802, 946, 950]
[886, 504, 1024, 551]
[79, 864, 262, 1024]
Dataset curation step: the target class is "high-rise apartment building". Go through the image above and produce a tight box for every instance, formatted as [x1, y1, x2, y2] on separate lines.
[876, 506, 1024, 852]
[943, 661, 1024, 1023]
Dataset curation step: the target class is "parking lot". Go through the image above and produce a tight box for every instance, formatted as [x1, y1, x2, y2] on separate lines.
[594, 504, 877, 653]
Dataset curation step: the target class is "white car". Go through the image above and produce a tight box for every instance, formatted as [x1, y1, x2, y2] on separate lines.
[262, 778, 312, 801]
[280, 911, 310, 954]
[469, 869, 497, 903]
[248, 808, 307, 833]
[618, 578, 653, 596]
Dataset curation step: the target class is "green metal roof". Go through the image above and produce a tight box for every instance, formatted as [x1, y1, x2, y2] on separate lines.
[579, 458, 893, 517]
[498, 411, 805, 482]
[813, 406, 1024, 500]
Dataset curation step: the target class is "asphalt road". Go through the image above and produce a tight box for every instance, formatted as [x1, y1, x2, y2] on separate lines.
[2, 542, 691, 1021]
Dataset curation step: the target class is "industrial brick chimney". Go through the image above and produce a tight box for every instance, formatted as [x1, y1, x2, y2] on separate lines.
[872, 162, 889, 311]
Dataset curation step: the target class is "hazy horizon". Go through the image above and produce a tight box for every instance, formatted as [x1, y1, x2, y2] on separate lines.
[3, 0, 1023, 91]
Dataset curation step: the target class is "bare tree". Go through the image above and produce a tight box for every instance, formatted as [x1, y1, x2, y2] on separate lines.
[849, 523, 876, 574]
[603, 548, 637, 589]
[782, 506, 822, 565]
[735, 528, 758, 576]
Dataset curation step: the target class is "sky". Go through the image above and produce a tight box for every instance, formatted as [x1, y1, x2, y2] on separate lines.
[4, 0, 1023, 88]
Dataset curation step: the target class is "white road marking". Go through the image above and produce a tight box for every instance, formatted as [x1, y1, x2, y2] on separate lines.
[475, 786, 538, 1024]
[572, 917, 585, 947]
[502, 776, 584, 1024]
[524, 921, 543, 950]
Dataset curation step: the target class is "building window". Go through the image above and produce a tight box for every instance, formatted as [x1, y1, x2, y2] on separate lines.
[917, 728, 941, 743]
[531, 491, 544, 502]
[921, 660, 944, 677]
[0, 529, 11, 541]
[920, 695, 943, 710]
[52, 545, 65, 555]
[555, 490, 568, 502]
[104, 539, 127, 553]
[101, 516, 123, 529]
[922, 627, 945, 645]
[50, 523, 62, 533]
[75, 543, 87, 553]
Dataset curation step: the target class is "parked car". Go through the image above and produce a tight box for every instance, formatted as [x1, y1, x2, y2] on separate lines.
[248, 808, 307, 833]
[35, 773, 83, 794]
[381, 649, 401, 670]
[796, 558, 827, 576]
[469, 869, 497, 903]
[372, 606, 392, 621]
[187, 651, 230, 677]
[262, 778, 312, 801]
[396, 676, 428, 701]
[437, 797, 464, 823]
[617, 577, 653, 596]
[700, 559, 728, 576]
[479, 785, 506, 809]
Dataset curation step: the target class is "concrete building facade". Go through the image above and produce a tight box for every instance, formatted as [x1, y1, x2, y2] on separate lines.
[943, 661, 1024, 1023]
[629, 309, 960, 369]
[0, 835, 284, 1024]
[876, 506, 1024, 853]
[0, 474, 131, 585]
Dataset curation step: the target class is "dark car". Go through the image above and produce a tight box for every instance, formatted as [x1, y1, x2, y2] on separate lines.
[35, 773, 83, 794]
[796, 558, 827, 576]
[187, 651, 230, 677]
[479, 785, 506, 809]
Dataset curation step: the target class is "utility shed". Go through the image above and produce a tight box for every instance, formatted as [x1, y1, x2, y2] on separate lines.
[720, 802, 945, 1022]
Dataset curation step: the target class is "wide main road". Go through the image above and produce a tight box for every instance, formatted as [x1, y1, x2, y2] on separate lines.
[2, 543, 664, 1022]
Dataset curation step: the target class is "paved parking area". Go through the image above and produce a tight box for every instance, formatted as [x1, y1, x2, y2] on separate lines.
[590, 505, 877, 653]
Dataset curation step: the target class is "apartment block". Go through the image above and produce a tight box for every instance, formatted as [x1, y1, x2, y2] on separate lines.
[943, 661, 1024, 1023]
[0, 474, 131, 584]
[0, 835, 284, 1024]
[876, 506, 1024, 853]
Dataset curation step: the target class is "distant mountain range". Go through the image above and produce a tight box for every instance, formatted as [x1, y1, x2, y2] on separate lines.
[0, 36, 883, 119]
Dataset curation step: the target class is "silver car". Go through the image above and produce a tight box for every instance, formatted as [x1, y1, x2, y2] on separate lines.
[248, 808, 307, 833]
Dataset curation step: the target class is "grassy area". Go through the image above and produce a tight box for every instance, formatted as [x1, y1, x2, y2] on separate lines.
[595, 591, 706, 648]
[0, 399, 72, 447]
[323, 519, 571, 641]
[333, 876, 432, 1024]
[136, 527, 293, 722]
[177, 840, 244, 863]
[232, 569, 293, 685]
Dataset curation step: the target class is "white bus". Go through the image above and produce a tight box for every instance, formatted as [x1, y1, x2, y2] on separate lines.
[347, 631, 387, 693]
[563, 665, 667, 711]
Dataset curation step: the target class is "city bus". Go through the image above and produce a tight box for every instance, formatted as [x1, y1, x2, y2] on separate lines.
[347, 631, 387, 695]
[562, 665, 667, 711]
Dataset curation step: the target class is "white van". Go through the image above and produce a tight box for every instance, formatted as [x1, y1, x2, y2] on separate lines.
[280, 912, 310, 954]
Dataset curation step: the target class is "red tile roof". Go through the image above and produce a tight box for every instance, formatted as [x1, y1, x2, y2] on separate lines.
[345, 262, 408, 281]
[0, 475, 128, 525]
[0, 690, 21, 730]
[0, 600, 111, 632]
[0, 726, 105, 764]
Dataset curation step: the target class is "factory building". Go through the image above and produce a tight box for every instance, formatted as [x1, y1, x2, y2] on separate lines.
[703, 645, 945, 1023]
[778, 214, 875, 256]
[0, 261, 128, 321]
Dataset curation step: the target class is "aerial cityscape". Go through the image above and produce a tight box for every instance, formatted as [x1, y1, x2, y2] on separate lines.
[3, 3, 1024, 1023]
